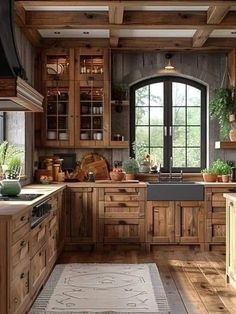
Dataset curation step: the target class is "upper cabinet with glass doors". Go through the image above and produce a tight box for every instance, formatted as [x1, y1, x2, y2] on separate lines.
[41, 49, 75, 148]
[74, 48, 109, 147]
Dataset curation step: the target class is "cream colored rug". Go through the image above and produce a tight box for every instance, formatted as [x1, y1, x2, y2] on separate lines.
[30, 264, 170, 314]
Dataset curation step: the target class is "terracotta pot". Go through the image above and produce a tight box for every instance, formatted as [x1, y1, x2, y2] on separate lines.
[217, 175, 222, 182]
[125, 173, 135, 180]
[229, 114, 236, 123]
[222, 174, 229, 183]
[229, 129, 236, 141]
[202, 173, 217, 182]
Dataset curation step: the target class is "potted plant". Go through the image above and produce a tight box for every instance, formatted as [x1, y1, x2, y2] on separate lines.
[211, 159, 232, 182]
[201, 167, 218, 182]
[209, 87, 236, 140]
[112, 84, 128, 101]
[122, 158, 139, 180]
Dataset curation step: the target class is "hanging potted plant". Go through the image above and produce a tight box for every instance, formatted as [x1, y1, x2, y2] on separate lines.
[209, 87, 236, 140]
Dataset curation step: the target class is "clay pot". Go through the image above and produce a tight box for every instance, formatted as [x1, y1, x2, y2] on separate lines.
[125, 173, 135, 180]
[202, 173, 217, 182]
[229, 129, 236, 141]
[222, 174, 229, 183]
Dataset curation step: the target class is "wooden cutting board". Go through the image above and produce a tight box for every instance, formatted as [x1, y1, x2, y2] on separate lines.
[82, 159, 110, 180]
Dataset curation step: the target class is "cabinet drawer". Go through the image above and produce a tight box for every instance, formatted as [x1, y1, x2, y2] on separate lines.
[100, 201, 145, 219]
[30, 244, 47, 295]
[104, 195, 140, 202]
[12, 234, 30, 269]
[98, 218, 145, 243]
[12, 209, 30, 233]
[104, 187, 139, 194]
[30, 220, 47, 257]
[11, 260, 30, 314]
[48, 210, 58, 234]
[212, 192, 226, 207]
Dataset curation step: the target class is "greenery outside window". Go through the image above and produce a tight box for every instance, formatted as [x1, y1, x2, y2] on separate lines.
[130, 76, 206, 172]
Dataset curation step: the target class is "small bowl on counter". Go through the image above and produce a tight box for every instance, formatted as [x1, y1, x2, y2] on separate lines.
[109, 171, 126, 181]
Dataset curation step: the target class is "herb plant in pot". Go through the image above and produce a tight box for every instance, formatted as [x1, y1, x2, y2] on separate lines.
[209, 87, 236, 140]
[201, 167, 217, 182]
[122, 158, 139, 180]
[211, 159, 232, 182]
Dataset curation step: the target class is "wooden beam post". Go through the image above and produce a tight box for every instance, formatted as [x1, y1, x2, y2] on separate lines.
[228, 49, 236, 87]
[109, 4, 124, 24]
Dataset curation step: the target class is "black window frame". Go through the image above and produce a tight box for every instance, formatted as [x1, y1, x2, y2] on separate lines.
[130, 76, 207, 173]
[0, 112, 5, 142]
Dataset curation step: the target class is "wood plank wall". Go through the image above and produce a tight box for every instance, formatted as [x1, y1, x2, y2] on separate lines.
[112, 52, 233, 164]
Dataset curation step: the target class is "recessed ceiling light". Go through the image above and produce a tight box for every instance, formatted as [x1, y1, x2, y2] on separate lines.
[54, 31, 61, 34]
[83, 31, 90, 35]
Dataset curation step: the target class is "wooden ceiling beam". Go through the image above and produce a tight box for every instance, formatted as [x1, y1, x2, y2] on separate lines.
[24, 11, 236, 29]
[15, 1, 236, 7]
[109, 5, 124, 24]
[110, 30, 120, 47]
[192, 5, 230, 48]
[207, 5, 231, 24]
[15, 3, 42, 47]
[40, 37, 236, 51]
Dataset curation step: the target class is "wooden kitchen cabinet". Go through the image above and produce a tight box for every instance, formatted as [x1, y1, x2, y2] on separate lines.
[175, 201, 204, 246]
[66, 187, 96, 247]
[146, 200, 204, 251]
[205, 187, 236, 250]
[97, 187, 146, 248]
[0, 188, 65, 314]
[146, 201, 175, 250]
[226, 197, 236, 289]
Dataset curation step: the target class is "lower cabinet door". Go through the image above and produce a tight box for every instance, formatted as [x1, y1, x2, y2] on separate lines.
[98, 218, 144, 243]
[11, 261, 30, 314]
[47, 230, 58, 265]
[30, 245, 47, 296]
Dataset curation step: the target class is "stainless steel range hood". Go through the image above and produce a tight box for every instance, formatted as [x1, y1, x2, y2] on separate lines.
[0, 0, 43, 112]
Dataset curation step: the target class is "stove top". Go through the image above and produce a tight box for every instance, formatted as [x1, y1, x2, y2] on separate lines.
[0, 194, 43, 201]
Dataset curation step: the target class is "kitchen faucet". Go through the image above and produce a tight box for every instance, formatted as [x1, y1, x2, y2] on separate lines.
[169, 156, 173, 181]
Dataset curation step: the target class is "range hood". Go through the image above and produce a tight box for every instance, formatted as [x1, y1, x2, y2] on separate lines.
[0, 0, 43, 112]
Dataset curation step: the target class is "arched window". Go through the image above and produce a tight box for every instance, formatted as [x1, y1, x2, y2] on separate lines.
[130, 76, 206, 172]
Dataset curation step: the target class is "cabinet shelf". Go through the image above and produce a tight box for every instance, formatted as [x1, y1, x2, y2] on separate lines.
[215, 141, 236, 149]
[111, 100, 129, 106]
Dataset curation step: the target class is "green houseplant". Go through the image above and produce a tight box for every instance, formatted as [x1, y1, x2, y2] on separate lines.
[211, 159, 232, 182]
[112, 84, 128, 101]
[122, 158, 139, 180]
[209, 87, 236, 140]
[0, 141, 23, 179]
[201, 167, 218, 182]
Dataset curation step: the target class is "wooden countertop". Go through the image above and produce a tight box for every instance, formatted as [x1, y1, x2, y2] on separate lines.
[223, 193, 236, 201]
[0, 183, 66, 217]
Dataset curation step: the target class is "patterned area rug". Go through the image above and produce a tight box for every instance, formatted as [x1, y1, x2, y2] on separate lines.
[30, 263, 170, 314]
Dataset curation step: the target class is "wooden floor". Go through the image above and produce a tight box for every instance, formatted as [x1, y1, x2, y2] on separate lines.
[58, 246, 236, 314]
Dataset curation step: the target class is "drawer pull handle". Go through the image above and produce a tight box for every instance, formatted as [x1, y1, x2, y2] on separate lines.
[20, 216, 25, 221]
[229, 189, 236, 193]
[118, 203, 126, 207]
[118, 220, 126, 225]
[20, 240, 26, 247]
[230, 202, 234, 206]
[20, 272, 25, 279]
[14, 298, 18, 303]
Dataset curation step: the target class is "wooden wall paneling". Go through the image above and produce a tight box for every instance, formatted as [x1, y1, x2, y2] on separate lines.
[0, 220, 9, 314]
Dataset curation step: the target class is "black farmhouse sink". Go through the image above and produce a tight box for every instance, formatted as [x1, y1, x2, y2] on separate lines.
[147, 181, 204, 201]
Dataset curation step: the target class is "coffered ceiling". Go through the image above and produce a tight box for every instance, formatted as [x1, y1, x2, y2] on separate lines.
[15, 1, 236, 51]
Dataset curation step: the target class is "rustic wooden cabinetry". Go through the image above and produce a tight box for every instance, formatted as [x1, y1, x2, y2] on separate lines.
[65, 187, 96, 247]
[205, 187, 235, 250]
[38, 47, 110, 148]
[146, 200, 204, 251]
[226, 196, 236, 289]
[0, 189, 64, 314]
[97, 187, 146, 248]
[40, 49, 75, 148]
